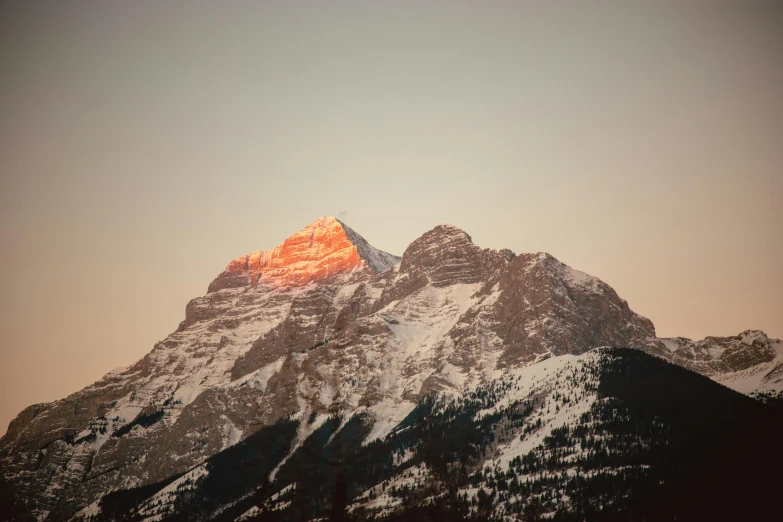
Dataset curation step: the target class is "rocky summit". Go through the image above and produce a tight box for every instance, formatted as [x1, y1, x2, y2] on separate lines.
[1, 217, 781, 521]
[207, 216, 400, 292]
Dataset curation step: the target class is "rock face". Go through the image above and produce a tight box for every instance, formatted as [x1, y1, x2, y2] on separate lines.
[207, 216, 399, 293]
[0, 217, 779, 521]
[649, 329, 783, 395]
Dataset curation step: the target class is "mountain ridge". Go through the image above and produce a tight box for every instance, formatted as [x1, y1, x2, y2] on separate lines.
[1, 218, 780, 521]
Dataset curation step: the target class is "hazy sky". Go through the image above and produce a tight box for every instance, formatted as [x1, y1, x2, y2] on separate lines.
[1, 1, 781, 435]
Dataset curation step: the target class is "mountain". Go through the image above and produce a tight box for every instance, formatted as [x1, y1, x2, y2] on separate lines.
[75, 349, 783, 522]
[648, 329, 783, 396]
[1, 217, 780, 521]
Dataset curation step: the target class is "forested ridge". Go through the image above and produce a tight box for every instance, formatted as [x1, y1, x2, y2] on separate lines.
[68, 349, 783, 522]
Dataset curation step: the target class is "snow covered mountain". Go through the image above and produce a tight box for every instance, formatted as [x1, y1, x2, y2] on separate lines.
[649, 329, 783, 395]
[1, 217, 780, 521]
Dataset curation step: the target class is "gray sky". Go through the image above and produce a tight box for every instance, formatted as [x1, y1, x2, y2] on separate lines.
[1, 1, 781, 435]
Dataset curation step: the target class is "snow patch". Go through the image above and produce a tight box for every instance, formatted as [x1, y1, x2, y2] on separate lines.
[364, 400, 417, 444]
[227, 357, 284, 393]
[222, 415, 243, 449]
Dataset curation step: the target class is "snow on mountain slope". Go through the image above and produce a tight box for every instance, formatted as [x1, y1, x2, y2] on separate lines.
[350, 351, 602, 517]
[650, 329, 783, 395]
[713, 334, 783, 395]
[1, 218, 779, 522]
[345, 347, 783, 521]
[476, 353, 600, 470]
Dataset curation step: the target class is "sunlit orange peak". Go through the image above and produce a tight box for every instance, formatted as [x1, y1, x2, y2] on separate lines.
[210, 217, 399, 291]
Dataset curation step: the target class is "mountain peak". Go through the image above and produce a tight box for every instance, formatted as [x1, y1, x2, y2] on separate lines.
[207, 217, 399, 292]
[432, 223, 473, 242]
